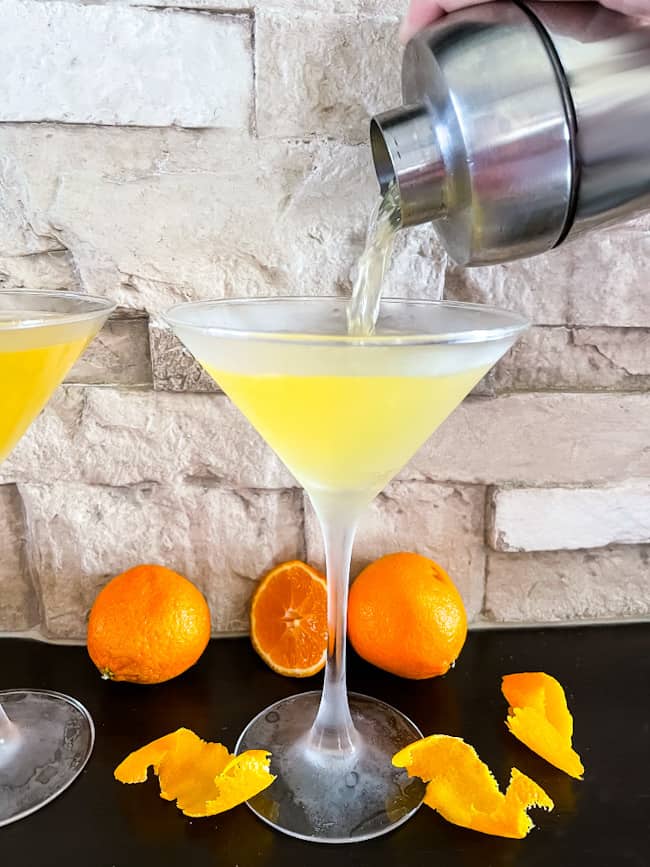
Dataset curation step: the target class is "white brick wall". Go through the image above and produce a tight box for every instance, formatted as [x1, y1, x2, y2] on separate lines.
[486, 547, 650, 623]
[0, 0, 649, 640]
[0, 486, 37, 631]
[486, 326, 650, 393]
[255, 9, 401, 141]
[446, 216, 650, 327]
[407, 393, 650, 486]
[0, 1, 253, 127]
[489, 484, 650, 552]
[21, 482, 304, 638]
[0, 126, 375, 308]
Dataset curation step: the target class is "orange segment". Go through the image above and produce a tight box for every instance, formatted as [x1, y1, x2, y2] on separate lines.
[502, 673, 584, 779]
[393, 734, 554, 838]
[250, 560, 327, 677]
[114, 728, 275, 817]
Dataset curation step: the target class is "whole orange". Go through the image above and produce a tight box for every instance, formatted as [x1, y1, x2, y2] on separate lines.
[87, 564, 211, 684]
[347, 552, 467, 679]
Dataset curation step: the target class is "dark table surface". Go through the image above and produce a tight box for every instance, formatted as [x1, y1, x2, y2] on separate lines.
[1, 624, 648, 867]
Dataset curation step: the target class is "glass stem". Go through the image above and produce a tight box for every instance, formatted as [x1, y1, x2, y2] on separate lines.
[0, 702, 20, 764]
[309, 506, 359, 755]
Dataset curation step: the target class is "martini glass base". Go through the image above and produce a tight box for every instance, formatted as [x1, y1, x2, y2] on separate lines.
[0, 690, 95, 827]
[235, 691, 425, 843]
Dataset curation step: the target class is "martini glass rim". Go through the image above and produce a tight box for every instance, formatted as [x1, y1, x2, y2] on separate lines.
[0, 289, 116, 332]
[164, 295, 529, 346]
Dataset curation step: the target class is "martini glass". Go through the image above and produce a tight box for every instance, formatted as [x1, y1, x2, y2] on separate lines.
[165, 297, 527, 843]
[0, 289, 115, 826]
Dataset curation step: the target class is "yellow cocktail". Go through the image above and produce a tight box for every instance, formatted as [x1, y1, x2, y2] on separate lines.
[0, 315, 97, 462]
[166, 296, 527, 843]
[206, 367, 488, 499]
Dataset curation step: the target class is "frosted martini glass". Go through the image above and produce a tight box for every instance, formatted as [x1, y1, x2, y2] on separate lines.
[0, 290, 115, 826]
[165, 297, 528, 843]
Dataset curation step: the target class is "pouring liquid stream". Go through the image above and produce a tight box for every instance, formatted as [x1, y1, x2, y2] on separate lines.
[346, 183, 401, 336]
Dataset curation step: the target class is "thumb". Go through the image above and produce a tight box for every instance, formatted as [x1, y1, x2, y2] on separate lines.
[399, 0, 446, 44]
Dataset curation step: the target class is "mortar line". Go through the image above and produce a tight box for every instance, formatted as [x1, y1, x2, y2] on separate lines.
[480, 485, 493, 618]
[250, 9, 257, 137]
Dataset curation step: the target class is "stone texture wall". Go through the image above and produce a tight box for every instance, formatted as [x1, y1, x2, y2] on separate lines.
[1, 0, 649, 642]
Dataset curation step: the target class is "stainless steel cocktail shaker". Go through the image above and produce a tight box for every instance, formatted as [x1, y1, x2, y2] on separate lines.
[371, 1, 650, 266]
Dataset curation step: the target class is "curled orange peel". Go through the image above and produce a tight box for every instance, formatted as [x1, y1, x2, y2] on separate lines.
[393, 734, 553, 838]
[502, 672, 584, 780]
[114, 727, 275, 817]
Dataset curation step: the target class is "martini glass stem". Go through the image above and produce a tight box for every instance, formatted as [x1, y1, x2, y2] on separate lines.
[0, 702, 20, 762]
[309, 508, 359, 755]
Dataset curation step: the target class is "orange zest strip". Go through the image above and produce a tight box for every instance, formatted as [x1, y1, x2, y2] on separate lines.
[502, 672, 584, 780]
[393, 734, 554, 838]
[114, 727, 275, 817]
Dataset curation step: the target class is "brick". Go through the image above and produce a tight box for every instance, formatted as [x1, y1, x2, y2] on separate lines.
[21, 481, 304, 639]
[0, 153, 63, 257]
[256, 9, 401, 141]
[572, 327, 650, 377]
[489, 326, 650, 393]
[1, 386, 295, 489]
[489, 483, 650, 552]
[149, 320, 218, 393]
[486, 546, 650, 622]
[67, 313, 152, 387]
[404, 392, 650, 486]
[124, 0, 406, 10]
[0, 251, 78, 292]
[128, 0, 251, 6]
[304, 481, 486, 620]
[0, 126, 376, 310]
[0, 485, 37, 631]
[445, 215, 650, 327]
[0, 2, 252, 127]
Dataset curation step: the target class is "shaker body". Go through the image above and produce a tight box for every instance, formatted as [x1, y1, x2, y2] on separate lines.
[371, 1, 650, 266]
[528, 2, 650, 240]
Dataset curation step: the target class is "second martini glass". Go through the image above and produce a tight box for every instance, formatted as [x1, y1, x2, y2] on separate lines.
[0, 290, 115, 826]
[165, 297, 527, 843]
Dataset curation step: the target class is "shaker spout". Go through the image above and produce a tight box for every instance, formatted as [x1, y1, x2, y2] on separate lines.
[370, 104, 446, 229]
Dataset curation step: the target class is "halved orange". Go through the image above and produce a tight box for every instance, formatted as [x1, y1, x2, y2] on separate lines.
[250, 560, 327, 677]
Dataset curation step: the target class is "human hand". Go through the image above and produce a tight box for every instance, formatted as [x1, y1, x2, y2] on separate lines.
[400, 0, 650, 43]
